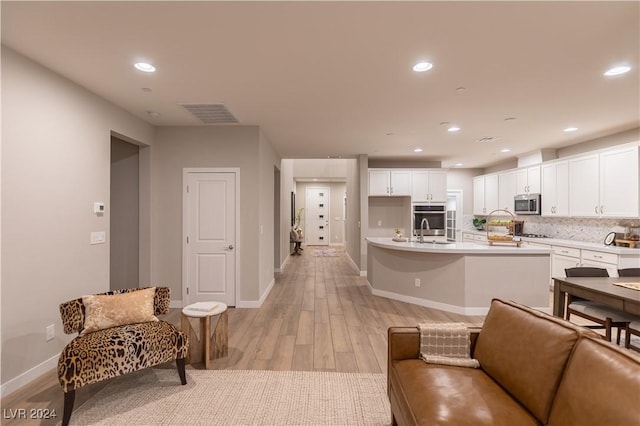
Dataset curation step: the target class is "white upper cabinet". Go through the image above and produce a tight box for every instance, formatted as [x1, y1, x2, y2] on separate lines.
[369, 170, 390, 196]
[473, 174, 499, 215]
[569, 145, 639, 217]
[498, 171, 518, 211]
[569, 154, 600, 216]
[541, 161, 569, 216]
[411, 170, 447, 202]
[390, 170, 412, 196]
[368, 169, 412, 196]
[599, 146, 639, 217]
[516, 166, 541, 194]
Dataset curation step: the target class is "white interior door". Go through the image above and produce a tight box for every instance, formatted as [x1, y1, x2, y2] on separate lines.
[305, 187, 330, 246]
[183, 169, 238, 307]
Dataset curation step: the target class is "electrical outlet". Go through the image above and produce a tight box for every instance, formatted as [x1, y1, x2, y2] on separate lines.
[414, 278, 421, 287]
[377, 220, 382, 226]
[46, 324, 55, 341]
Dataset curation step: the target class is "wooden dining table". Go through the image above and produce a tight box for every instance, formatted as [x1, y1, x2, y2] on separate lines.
[553, 276, 640, 318]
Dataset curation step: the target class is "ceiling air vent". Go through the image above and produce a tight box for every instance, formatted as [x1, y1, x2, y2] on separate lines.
[476, 136, 499, 143]
[180, 103, 239, 124]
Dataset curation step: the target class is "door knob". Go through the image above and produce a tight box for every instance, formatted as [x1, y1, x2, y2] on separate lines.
[228, 245, 234, 250]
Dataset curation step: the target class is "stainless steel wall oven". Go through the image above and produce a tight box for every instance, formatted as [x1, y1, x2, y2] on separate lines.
[412, 204, 446, 237]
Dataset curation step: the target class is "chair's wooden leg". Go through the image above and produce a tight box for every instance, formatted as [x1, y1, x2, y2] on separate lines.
[616, 326, 622, 345]
[62, 390, 75, 426]
[625, 325, 631, 348]
[604, 318, 612, 342]
[176, 357, 187, 385]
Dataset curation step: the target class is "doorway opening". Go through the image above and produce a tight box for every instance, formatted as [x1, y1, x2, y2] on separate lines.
[110, 137, 140, 290]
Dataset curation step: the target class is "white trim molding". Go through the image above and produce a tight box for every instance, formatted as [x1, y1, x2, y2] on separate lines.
[237, 278, 275, 308]
[368, 284, 551, 316]
[1, 354, 59, 398]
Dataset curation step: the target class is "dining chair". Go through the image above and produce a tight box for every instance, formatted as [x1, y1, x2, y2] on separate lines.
[618, 268, 640, 277]
[617, 268, 640, 351]
[625, 319, 640, 353]
[564, 267, 632, 344]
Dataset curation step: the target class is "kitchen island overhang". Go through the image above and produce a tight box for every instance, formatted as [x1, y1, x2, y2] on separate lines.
[366, 238, 552, 315]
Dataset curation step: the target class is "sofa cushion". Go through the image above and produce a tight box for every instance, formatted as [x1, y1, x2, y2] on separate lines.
[81, 287, 158, 335]
[390, 359, 540, 426]
[548, 335, 640, 426]
[473, 299, 590, 424]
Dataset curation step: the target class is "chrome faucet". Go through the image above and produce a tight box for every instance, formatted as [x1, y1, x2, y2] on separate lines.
[419, 218, 430, 243]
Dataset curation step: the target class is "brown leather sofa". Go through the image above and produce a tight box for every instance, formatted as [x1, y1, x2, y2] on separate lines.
[388, 298, 640, 426]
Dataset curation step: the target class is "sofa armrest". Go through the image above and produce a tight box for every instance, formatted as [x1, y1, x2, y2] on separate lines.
[388, 326, 482, 362]
[388, 327, 421, 362]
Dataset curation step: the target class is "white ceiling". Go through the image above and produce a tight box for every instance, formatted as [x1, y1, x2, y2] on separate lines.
[2, 1, 638, 168]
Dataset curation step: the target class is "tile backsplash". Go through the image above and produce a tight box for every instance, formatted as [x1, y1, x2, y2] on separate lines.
[463, 214, 628, 244]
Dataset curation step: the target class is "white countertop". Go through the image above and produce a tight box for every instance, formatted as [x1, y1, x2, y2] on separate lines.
[366, 237, 551, 255]
[462, 230, 640, 256]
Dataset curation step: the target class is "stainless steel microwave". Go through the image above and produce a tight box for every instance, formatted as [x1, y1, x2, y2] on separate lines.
[514, 193, 541, 215]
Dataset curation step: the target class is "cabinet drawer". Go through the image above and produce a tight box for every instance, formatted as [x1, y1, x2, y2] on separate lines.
[527, 242, 551, 249]
[462, 233, 474, 242]
[581, 250, 618, 265]
[473, 235, 487, 242]
[552, 246, 580, 258]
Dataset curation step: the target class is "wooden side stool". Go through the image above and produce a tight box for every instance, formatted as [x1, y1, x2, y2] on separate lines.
[181, 302, 228, 369]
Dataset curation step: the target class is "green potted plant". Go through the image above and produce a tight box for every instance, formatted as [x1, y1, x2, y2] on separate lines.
[472, 217, 486, 231]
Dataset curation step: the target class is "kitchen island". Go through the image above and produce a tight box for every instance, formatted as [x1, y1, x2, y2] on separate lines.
[366, 237, 551, 315]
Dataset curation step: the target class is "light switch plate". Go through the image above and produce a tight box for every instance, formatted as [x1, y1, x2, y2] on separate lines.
[90, 231, 106, 244]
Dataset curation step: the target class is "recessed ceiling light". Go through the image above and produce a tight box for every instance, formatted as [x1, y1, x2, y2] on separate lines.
[141, 87, 152, 92]
[455, 87, 466, 94]
[147, 111, 161, 118]
[604, 65, 631, 76]
[564, 126, 578, 132]
[413, 148, 423, 153]
[447, 126, 461, 132]
[500, 148, 511, 153]
[135, 62, 156, 73]
[504, 117, 517, 121]
[413, 62, 433, 72]
[454, 163, 463, 167]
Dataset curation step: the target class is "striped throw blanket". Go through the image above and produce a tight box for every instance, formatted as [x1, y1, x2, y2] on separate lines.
[418, 322, 480, 368]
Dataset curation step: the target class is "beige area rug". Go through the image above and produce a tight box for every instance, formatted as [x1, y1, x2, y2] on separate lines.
[71, 369, 390, 425]
[313, 248, 339, 257]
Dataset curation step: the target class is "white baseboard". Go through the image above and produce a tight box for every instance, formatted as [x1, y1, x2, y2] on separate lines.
[370, 287, 489, 316]
[278, 254, 291, 273]
[344, 251, 360, 275]
[360, 270, 367, 277]
[1, 353, 59, 398]
[169, 300, 183, 309]
[237, 278, 275, 308]
[369, 286, 551, 316]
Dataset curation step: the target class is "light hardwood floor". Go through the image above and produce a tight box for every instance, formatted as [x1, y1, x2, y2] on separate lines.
[1, 247, 484, 424]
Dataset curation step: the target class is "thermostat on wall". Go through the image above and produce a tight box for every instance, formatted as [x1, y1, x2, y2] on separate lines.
[94, 202, 105, 214]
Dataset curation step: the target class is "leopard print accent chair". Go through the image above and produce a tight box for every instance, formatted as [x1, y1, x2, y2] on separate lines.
[58, 287, 188, 426]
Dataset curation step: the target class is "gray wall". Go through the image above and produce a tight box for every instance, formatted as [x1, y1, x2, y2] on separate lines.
[151, 126, 273, 304]
[1, 47, 155, 388]
[1, 47, 282, 391]
[345, 158, 361, 269]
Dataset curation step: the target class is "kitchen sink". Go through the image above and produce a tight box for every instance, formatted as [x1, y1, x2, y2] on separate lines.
[418, 240, 454, 245]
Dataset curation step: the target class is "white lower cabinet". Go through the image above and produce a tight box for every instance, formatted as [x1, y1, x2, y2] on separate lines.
[551, 245, 625, 279]
[552, 245, 581, 279]
[462, 233, 475, 242]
